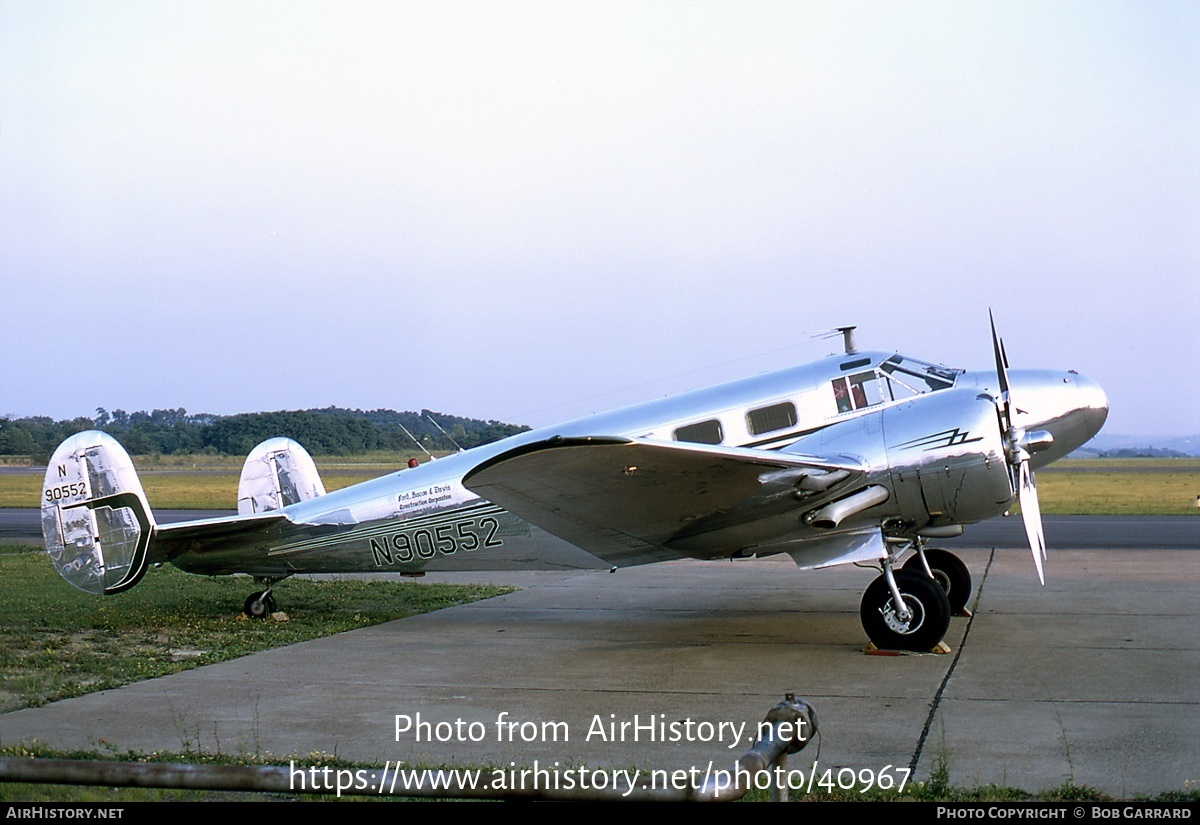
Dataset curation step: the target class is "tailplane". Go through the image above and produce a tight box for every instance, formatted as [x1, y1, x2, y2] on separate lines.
[41, 431, 157, 595]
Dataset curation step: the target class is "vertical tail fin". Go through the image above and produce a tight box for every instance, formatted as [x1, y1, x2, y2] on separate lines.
[237, 437, 326, 515]
[41, 431, 156, 595]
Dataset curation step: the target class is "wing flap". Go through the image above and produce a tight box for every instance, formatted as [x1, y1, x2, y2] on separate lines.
[463, 436, 862, 566]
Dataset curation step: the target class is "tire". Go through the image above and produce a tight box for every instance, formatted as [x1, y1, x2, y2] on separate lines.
[860, 570, 951, 651]
[244, 591, 277, 619]
[903, 548, 972, 615]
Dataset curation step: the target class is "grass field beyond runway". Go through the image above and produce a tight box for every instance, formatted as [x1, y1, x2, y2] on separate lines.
[3, 456, 1197, 514]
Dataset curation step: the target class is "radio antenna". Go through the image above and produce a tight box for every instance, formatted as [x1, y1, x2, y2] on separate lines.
[397, 422, 435, 460]
[425, 413, 464, 453]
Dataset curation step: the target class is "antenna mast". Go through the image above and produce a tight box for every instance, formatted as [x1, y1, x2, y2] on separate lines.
[836, 326, 858, 355]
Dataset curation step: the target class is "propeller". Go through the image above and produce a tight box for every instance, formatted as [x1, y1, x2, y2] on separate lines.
[989, 311, 1048, 584]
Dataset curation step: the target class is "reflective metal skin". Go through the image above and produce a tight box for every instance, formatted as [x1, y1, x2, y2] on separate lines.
[40, 319, 1107, 651]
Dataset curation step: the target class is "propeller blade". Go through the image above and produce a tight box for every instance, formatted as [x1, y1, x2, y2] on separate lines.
[989, 311, 1047, 585]
[989, 309, 1011, 400]
[1017, 460, 1046, 585]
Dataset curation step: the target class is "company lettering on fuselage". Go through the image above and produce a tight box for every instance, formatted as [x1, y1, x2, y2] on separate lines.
[397, 484, 456, 513]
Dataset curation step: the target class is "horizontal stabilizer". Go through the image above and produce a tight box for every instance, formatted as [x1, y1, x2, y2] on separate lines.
[154, 511, 291, 572]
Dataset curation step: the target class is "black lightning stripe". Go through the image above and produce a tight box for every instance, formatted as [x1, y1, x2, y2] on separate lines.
[896, 428, 983, 452]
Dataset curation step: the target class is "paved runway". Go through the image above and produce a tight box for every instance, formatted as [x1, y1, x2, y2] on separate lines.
[3, 510, 1196, 549]
[2, 543, 1196, 797]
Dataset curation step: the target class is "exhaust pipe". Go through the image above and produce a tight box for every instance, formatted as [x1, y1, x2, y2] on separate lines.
[806, 485, 890, 529]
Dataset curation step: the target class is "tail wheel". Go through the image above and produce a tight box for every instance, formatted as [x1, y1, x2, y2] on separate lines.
[903, 548, 972, 615]
[860, 570, 951, 652]
[244, 591, 277, 619]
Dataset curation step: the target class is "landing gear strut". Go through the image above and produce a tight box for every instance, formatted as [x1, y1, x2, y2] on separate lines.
[903, 546, 972, 615]
[860, 558, 951, 651]
[243, 590, 276, 619]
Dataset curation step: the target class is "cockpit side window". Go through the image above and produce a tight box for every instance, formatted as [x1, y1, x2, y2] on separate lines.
[833, 377, 853, 413]
[833, 372, 884, 412]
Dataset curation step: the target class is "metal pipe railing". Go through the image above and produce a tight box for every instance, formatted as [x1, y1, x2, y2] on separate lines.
[1, 693, 817, 802]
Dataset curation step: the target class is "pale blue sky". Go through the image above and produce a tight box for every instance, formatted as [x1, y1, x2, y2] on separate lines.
[2, 1, 1196, 435]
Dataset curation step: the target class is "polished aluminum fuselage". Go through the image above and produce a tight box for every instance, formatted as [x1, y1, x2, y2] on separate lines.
[165, 350, 1107, 577]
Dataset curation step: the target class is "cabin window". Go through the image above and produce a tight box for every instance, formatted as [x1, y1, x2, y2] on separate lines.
[673, 419, 723, 445]
[747, 402, 797, 436]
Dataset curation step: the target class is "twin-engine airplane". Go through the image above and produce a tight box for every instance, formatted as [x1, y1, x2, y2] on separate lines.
[41, 316, 1107, 651]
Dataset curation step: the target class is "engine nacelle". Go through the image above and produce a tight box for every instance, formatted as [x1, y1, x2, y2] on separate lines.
[788, 388, 1013, 533]
[881, 389, 1014, 529]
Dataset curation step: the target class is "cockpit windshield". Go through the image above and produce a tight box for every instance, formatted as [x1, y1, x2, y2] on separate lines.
[878, 355, 960, 400]
[831, 354, 961, 414]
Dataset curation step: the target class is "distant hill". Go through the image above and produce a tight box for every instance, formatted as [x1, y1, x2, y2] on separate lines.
[0, 407, 531, 463]
[1070, 433, 1200, 458]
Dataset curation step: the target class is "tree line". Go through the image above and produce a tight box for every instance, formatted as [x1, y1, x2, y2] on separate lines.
[0, 407, 530, 463]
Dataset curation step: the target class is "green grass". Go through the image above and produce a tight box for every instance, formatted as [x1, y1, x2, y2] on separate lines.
[0, 469, 388, 509]
[1034, 471, 1199, 515]
[0, 546, 511, 713]
[6, 457, 1197, 513]
[1053, 457, 1200, 470]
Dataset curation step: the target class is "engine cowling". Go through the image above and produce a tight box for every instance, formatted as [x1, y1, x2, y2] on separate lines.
[786, 388, 1013, 534]
[881, 389, 1013, 530]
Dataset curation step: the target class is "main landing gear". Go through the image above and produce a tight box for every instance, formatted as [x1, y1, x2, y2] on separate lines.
[243, 576, 289, 619]
[859, 542, 970, 651]
[903, 546, 972, 615]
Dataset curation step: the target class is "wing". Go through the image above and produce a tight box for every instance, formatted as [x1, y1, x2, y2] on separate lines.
[462, 436, 864, 567]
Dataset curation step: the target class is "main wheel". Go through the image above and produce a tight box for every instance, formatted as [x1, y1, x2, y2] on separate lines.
[244, 591, 277, 619]
[903, 548, 972, 615]
[860, 570, 951, 651]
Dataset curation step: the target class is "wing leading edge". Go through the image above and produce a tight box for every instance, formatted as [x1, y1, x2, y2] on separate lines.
[462, 436, 866, 567]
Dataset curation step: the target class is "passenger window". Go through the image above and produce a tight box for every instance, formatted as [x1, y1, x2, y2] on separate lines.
[673, 419, 723, 445]
[747, 402, 797, 436]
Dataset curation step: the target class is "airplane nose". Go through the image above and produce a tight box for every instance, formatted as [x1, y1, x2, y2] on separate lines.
[999, 369, 1109, 465]
[1072, 373, 1109, 441]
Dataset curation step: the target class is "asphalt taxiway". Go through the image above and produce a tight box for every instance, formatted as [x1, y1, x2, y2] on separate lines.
[1, 536, 1196, 797]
